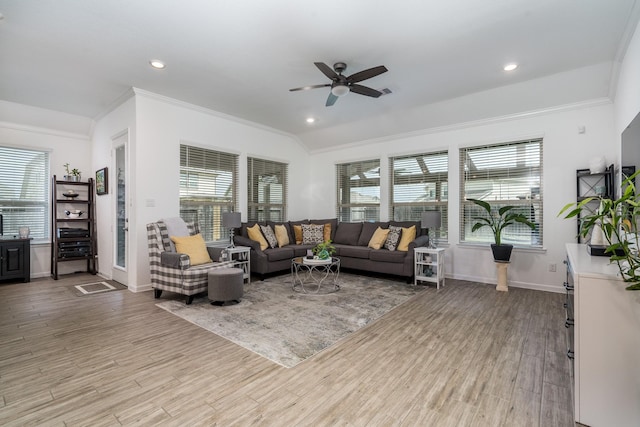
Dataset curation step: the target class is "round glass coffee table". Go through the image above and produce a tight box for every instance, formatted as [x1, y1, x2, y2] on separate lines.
[291, 257, 340, 294]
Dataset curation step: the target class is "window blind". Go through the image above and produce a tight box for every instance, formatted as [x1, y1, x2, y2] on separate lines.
[180, 145, 238, 242]
[247, 157, 288, 222]
[460, 139, 543, 247]
[0, 146, 50, 240]
[336, 159, 380, 222]
[389, 150, 448, 241]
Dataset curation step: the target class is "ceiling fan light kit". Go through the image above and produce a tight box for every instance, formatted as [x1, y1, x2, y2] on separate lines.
[290, 61, 388, 106]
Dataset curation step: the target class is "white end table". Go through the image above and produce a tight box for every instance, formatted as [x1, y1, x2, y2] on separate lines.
[225, 246, 251, 284]
[414, 247, 445, 288]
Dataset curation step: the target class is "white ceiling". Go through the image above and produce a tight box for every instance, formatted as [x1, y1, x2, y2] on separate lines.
[0, 0, 638, 150]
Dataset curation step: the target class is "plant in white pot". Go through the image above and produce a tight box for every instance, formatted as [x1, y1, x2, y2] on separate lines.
[468, 198, 536, 262]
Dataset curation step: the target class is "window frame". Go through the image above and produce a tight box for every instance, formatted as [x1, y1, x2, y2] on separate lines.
[389, 150, 448, 242]
[0, 145, 50, 242]
[179, 144, 238, 243]
[336, 159, 381, 222]
[247, 157, 288, 222]
[459, 138, 543, 248]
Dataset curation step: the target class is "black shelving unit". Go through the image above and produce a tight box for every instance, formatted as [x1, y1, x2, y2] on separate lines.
[50, 175, 97, 279]
[575, 165, 614, 243]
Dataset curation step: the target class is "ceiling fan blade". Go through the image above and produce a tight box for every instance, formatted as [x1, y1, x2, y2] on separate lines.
[349, 84, 383, 98]
[347, 65, 388, 83]
[289, 83, 331, 92]
[326, 92, 338, 107]
[315, 62, 339, 80]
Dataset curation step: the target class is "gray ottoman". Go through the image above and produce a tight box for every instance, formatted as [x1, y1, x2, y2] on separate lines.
[208, 267, 244, 305]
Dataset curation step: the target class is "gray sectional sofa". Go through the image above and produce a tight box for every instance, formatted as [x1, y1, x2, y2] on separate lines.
[233, 218, 430, 281]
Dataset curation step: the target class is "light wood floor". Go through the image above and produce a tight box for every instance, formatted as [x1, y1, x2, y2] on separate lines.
[0, 273, 574, 426]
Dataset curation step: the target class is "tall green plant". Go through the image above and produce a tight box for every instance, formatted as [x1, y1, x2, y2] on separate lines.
[559, 170, 640, 290]
[468, 199, 536, 245]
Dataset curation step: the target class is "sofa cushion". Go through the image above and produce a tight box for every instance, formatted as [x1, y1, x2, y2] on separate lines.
[264, 247, 295, 261]
[302, 223, 324, 245]
[338, 245, 371, 259]
[397, 225, 417, 252]
[334, 222, 363, 246]
[247, 224, 269, 251]
[293, 244, 314, 257]
[384, 226, 402, 251]
[288, 220, 309, 244]
[370, 248, 407, 263]
[170, 233, 212, 266]
[310, 218, 338, 241]
[260, 224, 278, 248]
[368, 227, 390, 250]
[389, 221, 423, 235]
[241, 221, 264, 238]
[274, 224, 290, 247]
[357, 221, 389, 246]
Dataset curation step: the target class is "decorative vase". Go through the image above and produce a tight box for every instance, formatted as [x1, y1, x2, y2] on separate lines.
[589, 156, 606, 174]
[18, 226, 30, 239]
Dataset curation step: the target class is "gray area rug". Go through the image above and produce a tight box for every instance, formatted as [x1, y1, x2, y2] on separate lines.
[156, 273, 425, 368]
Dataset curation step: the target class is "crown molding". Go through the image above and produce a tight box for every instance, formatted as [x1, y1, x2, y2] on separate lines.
[0, 121, 90, 141]
[308, 97, 613, 154]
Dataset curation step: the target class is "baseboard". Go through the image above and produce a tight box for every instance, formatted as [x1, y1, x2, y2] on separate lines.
[447, 273, 564, 294]
[128, 283, 153, 293]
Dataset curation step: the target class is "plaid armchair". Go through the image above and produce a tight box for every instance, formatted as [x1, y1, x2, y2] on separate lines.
[146, 220, 235, 304]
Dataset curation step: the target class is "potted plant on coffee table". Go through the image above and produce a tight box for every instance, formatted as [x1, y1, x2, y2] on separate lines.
[312, 240, 336, 260]
[468, 198, 536, 262]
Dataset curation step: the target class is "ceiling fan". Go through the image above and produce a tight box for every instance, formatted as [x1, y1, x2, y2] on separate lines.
[289, 62, 388, 106]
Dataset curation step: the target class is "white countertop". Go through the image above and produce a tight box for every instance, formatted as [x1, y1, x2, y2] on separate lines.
[566, 243, 623, 281]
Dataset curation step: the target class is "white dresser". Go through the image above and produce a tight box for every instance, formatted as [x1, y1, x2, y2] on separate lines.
[565, 243, 640, 427]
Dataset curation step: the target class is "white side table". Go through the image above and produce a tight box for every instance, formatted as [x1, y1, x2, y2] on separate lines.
[225, 246, 251, 284]
[414, 247, 445, 288]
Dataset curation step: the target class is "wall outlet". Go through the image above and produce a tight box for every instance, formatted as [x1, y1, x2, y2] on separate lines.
[549, 263, 557, 272]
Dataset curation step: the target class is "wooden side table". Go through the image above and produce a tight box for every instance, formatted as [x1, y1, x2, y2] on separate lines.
[414, 247, 445, 288]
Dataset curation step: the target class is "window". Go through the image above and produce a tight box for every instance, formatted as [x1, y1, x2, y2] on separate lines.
[180, 145, 238, 242]
[389, 150, 448, 241]
[0, 146, 50, 240]
[247, 157, 288, 221]
[460, 139, 543, 247]
[336, 159, 380, 222]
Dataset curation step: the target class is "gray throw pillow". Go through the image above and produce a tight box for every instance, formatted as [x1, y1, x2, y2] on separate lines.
[260, 225, 278, 249]
[384, 226, 402, 251]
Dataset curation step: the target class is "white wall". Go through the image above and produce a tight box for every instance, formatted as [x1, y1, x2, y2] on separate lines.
[128, 90, 310, 290]
[91, 96, 136, 285]
[0, 101, 93, 278]
[309, 101, 616, 292]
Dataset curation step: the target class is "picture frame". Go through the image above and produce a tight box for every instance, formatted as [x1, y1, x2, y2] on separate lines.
[96, 167, 108, 195]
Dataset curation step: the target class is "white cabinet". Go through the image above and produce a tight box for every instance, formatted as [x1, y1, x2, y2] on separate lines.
[414, 247, 445, 288]
[566, 243, 640, 427]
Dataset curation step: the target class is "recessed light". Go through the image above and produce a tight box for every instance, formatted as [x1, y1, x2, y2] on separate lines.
[306, 117, 316, 124]
[503, 63, 518, 71]
[149, 60, 166, 70]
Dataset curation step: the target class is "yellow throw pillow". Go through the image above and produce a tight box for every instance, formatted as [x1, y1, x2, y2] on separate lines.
[323, 223, 331, 242]
[170, 233, 212, 266]
[397, 225, 416, 252]
[247, 224, 269, 251]
[368, 227, 390, 250]
[274, 224, 290, 247]
[293, 224, 303, 244]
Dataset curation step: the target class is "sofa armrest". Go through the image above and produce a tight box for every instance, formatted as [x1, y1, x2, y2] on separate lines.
[408, 235, 430, 251]
[207, 246, 225, 262]
[234, 235, 262, 253]
[161, 251, 190, 269]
